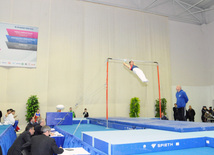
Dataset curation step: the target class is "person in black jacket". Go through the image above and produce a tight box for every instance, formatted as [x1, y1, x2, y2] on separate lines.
[7, 124, 35, 155]
[25, 117, 36, 131]
[208, 107, 213, 115]
[161, 112, 168, 120]
[0, 145, 2, 155]
[83, 108, 89, 118]
[201, 106, 208, 122]
[34, 118, 45, 136]
[0, 110, 2, 122]
[173, 103, 179, 121]
[187, 105, 195, 122]
[31, 126, 64, 155]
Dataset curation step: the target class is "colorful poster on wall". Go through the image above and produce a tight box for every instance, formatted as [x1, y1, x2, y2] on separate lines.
[0, 22, 38, 68]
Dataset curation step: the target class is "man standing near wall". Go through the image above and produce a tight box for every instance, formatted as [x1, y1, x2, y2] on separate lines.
[173, 103, 179, 120]
[176, 85, 189, 121]
[187, 105, 195, 122]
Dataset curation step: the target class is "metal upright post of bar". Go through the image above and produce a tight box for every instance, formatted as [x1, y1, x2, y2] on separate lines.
[106, 58, 111, 128]
[156, 63, 162, 119]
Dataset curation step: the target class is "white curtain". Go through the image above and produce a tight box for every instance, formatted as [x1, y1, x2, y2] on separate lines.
[0, 0, 172, 124]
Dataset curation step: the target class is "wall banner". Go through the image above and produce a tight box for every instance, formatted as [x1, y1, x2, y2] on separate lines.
[0, 22, 38, 68]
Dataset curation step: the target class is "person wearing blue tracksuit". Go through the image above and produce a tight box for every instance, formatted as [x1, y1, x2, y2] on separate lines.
[176, 85, 189, 121]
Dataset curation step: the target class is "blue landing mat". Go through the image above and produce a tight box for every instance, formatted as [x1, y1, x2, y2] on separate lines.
[140, 147, 214, 155]
[82, 129, 214, 155]
[56, 124, 214, 155]
[88, 117, 214, 132]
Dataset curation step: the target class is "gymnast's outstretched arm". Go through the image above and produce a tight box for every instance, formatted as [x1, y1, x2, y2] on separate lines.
[123, 62, 131, 69]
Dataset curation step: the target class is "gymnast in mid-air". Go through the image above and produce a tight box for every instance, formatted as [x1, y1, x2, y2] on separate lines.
[123, 60, 148, 83]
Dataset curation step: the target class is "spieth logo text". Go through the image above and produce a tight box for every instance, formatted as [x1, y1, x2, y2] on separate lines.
[151, 143, 174, 148]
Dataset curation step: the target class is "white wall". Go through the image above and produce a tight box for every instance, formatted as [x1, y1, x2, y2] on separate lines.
[169, 20, 214, 122]
[169, 21, 209, 86]
[204, 21, 214, 85]
[205, 21, 214, 110]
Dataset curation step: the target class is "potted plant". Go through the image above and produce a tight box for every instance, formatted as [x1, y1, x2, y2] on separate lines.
[129, 97, 140, 117]
[155, 98, 167, 117]
[25, 95, 39, 122]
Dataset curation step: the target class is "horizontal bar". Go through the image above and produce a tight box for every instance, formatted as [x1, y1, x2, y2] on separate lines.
[107, 58, 158, 65]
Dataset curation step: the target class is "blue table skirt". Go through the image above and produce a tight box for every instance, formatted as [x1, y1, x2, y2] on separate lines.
[0, 125, 17, 155]
[52, 136, 65, 147]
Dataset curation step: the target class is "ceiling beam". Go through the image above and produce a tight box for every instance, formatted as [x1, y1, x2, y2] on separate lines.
[143, 0, 171, 10]
[174, 0, 202, 24]
[178, 0, 204, 11]
[176, 0, 205, 16]
[143, 0, 158, 10]
[191, 7, 214, 14]
[78, 0, 212, 25]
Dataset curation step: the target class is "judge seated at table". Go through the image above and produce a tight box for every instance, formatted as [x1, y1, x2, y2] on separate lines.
[34, 118, 45, 136]
[0, 110, 2, 122]
[25, 117, 36, 131]
[7, 124, 35, 155]
[31, 126, 64, 155]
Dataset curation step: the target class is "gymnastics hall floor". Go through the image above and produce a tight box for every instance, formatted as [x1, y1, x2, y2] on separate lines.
[55, 117, 214, 155]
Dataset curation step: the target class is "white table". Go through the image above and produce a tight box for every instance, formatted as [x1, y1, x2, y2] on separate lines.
[50, 131, 65, 147]
[59, 147, 90, 155]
